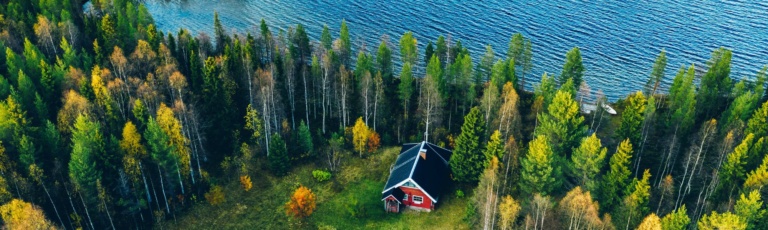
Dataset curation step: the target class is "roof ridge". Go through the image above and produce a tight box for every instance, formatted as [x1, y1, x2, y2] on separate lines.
[408, 142, 426, 179]
[426, 144, 449, 165]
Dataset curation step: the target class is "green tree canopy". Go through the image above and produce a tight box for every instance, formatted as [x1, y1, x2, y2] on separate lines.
[450, 107, 486, 183]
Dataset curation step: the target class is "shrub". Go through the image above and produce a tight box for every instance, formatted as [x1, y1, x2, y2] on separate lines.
[456, 189, 465, 198]
[205, 185, 225, 205]
[312, 170, 332, 182]
[240, 175, 253, 191]
[285, 185, 317, 219]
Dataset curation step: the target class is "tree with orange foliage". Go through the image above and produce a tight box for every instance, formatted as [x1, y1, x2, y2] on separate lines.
[240, 175, 253, 192]
[285, 185, 317, 219]
[367, 131, 381, 153]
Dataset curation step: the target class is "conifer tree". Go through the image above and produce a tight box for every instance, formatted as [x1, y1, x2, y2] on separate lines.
[268, 133, 289, 176]
[535, 89, 586, 156]
[484, 130, 505, 167]
[721, 134, 754, 194]
[618, 91, 646, 147]
[520, 135, 559, 196]
[746, 100, 768, 138]
[602, 139, 634, 210]
[571, 133, 607, 192]
[621, 169, 651, 229]
[697, 211, 747, 230]
[560, 47, 584, 87]
[697, 48, 733, 119]
[661, 205, 690, 230]
[734, 190, 765, 229]
[450, 107, 486, 183]
[744, 154, 768, 191]
[645, 50, 667, 96]
[69, 114, 103, 203]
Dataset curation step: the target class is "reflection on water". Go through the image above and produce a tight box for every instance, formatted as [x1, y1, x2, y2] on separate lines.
[145, 0, 768, 100]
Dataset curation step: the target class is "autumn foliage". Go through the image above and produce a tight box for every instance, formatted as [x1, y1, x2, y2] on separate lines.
[205, 185, 225, 206]
[285, 185, 317, 219]
[0, 199, 57, 230]
[367, 131, 381, 153]
[240, 175, 253, 191]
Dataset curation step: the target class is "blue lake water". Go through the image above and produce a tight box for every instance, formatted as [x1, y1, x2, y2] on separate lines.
[145, 0, 768, 100]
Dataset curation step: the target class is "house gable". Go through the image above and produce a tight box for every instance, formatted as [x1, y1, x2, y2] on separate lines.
[382, 141, 452, 207]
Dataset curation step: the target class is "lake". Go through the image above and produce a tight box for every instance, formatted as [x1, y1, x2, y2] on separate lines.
[144, 0, 768, 100]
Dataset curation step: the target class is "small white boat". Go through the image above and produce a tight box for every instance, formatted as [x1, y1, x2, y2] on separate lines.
[581, 103, 617, 115]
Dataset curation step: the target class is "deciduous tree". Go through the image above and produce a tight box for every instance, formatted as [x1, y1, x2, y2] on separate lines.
[0, 199, 57, 230]
[285, 185, 316, 219]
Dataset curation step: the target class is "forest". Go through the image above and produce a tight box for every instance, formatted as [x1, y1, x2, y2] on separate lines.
[0, 0, 767, 229]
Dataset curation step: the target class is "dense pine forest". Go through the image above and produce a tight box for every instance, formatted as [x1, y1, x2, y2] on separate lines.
[0, 0, 767, 229]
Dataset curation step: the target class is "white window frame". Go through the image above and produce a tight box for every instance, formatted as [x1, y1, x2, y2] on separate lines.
[404, 194, 408, 201]
[413, 195, 423, 204]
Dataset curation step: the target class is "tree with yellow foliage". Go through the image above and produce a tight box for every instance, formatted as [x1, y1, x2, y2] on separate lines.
[697, 211, 747, 230]
[285, 185, 317, 219]
[240, 175, 253, 192]
[205, 185, 225, 206]
[157, 103, 192, 186]
[637, 213, 662, 230]
[0, 199, 57, 230]
[498, 195, 521, 230]
[352, 117, 371, 157]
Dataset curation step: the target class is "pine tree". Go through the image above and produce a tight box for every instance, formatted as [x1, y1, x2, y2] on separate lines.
[697, 48, 733, 119]
[602, 139, 634, 210]
[661, 205, 690, 230]
[559, 47, 584, 87]
[450, 107, 486, 183]
[399, 31, 418, 65]
[618, 91, 647, 147]
[520, 135, 560, 196]
[645, 50, 667, 96]
[572, 133, 607, 192]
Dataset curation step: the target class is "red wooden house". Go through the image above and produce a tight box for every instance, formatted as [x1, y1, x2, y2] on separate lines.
[382, 141, 452, 212]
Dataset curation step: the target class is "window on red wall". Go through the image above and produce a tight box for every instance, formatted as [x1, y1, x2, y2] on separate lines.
[413, 196, 423, 204]
[404, 194, 408, 201]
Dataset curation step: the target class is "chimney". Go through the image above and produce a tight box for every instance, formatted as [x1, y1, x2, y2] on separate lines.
[420, 150, 427, 160]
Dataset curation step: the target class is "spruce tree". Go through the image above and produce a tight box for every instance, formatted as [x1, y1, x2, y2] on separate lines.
[571, 133, 607, 193]
[450, 107, 486, 183]
[268, 133, 289, 176]
[535, 89, 586, 156]
[484, 130, 504, 167]
[520, 135, 560, 196]
[602, 139, 634, 210]
[661, 205, 690, 230]
[617, 91, 647, 147]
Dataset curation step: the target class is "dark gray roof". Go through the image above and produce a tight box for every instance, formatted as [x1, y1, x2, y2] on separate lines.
[382, 142, 452, 203]
[381, 187, 405, 202]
